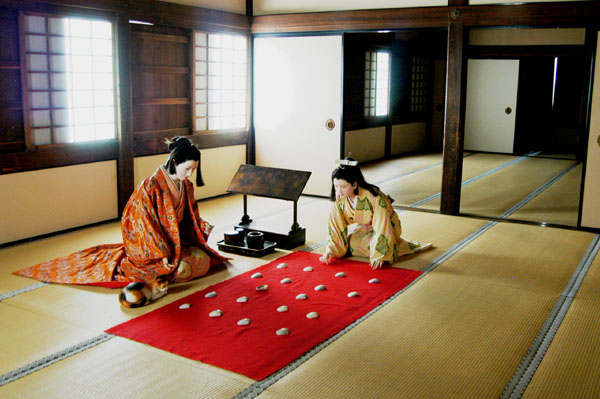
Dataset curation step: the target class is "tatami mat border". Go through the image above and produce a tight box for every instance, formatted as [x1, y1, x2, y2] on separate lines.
[0, 282, 48, 302]
[500, 162, 581, 218]
[298, 240, 327, 252]
[502, 234, 600, 399]
[0, 333, 115, 387]
[409, 151, 541, 208]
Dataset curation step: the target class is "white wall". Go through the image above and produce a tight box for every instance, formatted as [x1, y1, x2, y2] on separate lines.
[345, 127, 386, 162]
[580, 33, 600, 229]
[0, 146, 246, 245]
[0, 161, 118, 244]
[134, 145, 247, 200]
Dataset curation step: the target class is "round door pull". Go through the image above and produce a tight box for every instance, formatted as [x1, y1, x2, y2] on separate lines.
[325, 119, 335, 131]
[505, 107, 512, 115]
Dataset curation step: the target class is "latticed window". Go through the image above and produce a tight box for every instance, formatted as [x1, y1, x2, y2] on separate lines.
[410, 57, 428, 113]
[193, 31, 247, 131]
[22, 13, 116, 147]
[364, 50, 390, 117]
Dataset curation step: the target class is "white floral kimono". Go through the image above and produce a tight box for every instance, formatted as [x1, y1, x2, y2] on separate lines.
[325, 186, 431, 264]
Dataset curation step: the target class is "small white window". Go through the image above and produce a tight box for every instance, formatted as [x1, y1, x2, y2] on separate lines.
[194, 31, 247, 131]
[364, 50, 390, 117]
[22, 13, 116, 147]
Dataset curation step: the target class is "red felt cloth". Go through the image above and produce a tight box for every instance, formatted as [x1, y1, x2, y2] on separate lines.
[106, 252, 422, 380]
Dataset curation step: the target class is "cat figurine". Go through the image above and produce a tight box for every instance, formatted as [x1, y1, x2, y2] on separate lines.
[118, 257, 174, 308]
[119, 273, 169, 308]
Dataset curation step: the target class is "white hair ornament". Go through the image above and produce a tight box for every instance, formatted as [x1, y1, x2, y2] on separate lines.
[335, 159, 358, 166]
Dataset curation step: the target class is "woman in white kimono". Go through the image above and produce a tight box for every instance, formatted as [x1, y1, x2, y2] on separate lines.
[320, 158, 431, 269]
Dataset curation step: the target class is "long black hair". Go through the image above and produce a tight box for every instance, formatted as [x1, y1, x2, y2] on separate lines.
[329, 157, 379, 201]
[164, 136, 205, 187]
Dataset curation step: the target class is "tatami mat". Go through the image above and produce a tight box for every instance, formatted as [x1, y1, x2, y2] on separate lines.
[521, 243, 600, 399]
[362, 152, 443, 183]
[381, 211, 487, 271]
[0, 303, 101, 375]
[258, 222, 595, 399]
[427, 157, 577, 217]
[0, 222, 122, 294]
[376, 153, 518, 208]
[258, 275, 558, 399]
[432, 222, 592, 294]
[508, 163, 582, 227]
[1, 191, 598, 399]
[363, 152, 583, 228]
[0, 338, 253, 399]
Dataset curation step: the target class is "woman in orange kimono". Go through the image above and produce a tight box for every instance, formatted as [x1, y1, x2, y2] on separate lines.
[14, 137, 226, 306]
[320, 158, 431, 269]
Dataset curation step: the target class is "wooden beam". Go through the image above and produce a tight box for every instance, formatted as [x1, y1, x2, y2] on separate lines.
[124, 0, 250, 34]
[0, 141, 118, 174]
[10, 0, 250, 33]
[440, 17, 467, 215]
[117, 13, 134, 215]
[458, 2, 600, 28]
[251, 7, 449, 34]
[251, 2, 600, 34]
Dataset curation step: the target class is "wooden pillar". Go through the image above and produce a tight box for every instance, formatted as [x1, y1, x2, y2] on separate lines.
[116, 13, 134, 215]
[440, 11, 467, 215]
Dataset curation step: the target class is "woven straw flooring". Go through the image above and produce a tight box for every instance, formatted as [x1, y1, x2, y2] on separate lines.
[1, 163, 598, 398]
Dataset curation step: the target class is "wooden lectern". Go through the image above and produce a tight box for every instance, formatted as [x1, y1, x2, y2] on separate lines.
[226, 164, 311, 250]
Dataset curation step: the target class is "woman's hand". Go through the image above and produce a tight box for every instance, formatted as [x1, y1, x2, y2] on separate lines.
[319, 252, 333, 264]
[370, 259, 384, 269]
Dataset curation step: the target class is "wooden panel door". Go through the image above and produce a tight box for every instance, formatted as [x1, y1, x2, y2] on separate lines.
[130, 28, 191, 155]
[253, 35, 342, 196]
[464, 59, 519, 154]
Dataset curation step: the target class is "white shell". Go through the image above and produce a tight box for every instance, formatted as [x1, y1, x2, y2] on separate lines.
[251, 272, 262, 278]
[314, 285, 327, 291]
[256, 284, 269, 291]
[205, 291, 217, 298]
[237, 318, 251, 326]
[179, 303, 191, 310]
[276, 328, 290, 336]
[303, 266, 314, 272]
[276, 263, 287, 269]
[280, 278, 292, 284]
[306, 311, 319, 319]
[335, 272, 346, 277]
[209, 309, 223, 317]
[347, 291, 360, 298]
[277, 305, 289, 312]
[369, 278, 380, 284]
[296, 293, 308, 300]
[236, 296, 249, 303]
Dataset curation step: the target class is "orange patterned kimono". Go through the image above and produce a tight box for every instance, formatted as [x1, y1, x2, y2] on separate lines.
[14, 166, 226, 287]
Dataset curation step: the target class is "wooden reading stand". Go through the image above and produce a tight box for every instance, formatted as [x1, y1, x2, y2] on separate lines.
[225, 164, 311, 250]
